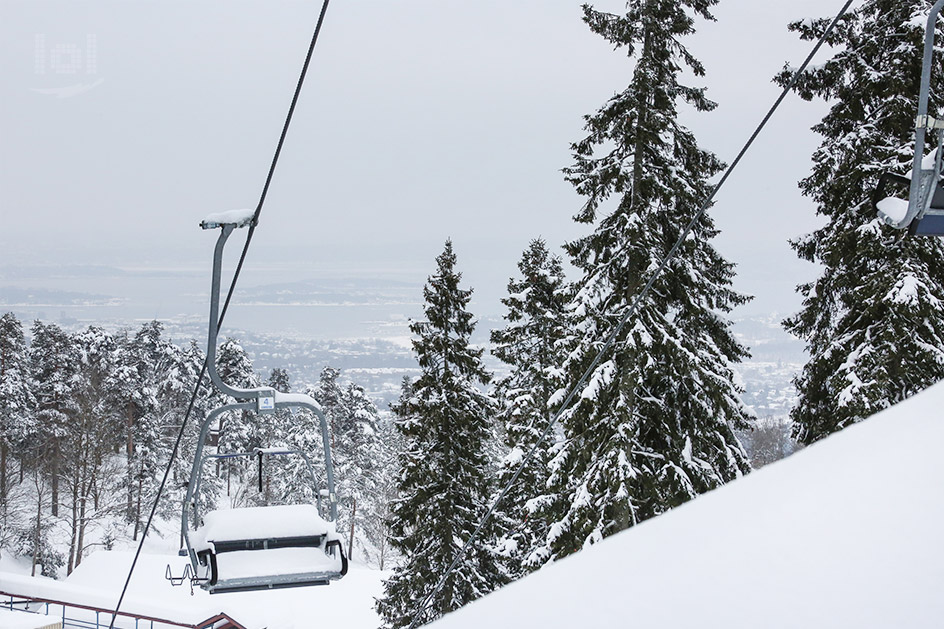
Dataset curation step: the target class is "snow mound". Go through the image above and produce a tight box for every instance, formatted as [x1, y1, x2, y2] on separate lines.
[433, 381, 944, 629]
[0, 607, 62, 629]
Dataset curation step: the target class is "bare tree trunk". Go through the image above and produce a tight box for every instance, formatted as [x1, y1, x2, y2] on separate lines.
[75, 496, 86, 569]
[133, 476, 143, 541]
[348, 497, 356, 561]
[51, 442, 59, 517]
[67, 473, 79, 575]
[31, 473, 41, 577]
[127, 401, 134, 520]
[0, 441, 7, 508]
[75, 468, 94, 570]
[378, 534, 386, 571]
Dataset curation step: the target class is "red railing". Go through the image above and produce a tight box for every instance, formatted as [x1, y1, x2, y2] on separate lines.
[0, 591, 246, 629]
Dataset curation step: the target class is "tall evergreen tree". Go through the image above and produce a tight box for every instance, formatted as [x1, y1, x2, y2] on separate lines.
[315, 366, 344, 450]
[65, 325, 123, 573]
[777, 1, 944, 444]
[213, 338, 260, 504]
[112, 321, 180, 537]
[166, 340, 220, 519]
[535, 1, 753, 566]
[214, 338, 260, 454]
[335, 380, 384, 562]
[0, 313, 35, 511]
[489, 239, 569, 575]
[377, 240, 505, 628]
[29, 321, 79, 517]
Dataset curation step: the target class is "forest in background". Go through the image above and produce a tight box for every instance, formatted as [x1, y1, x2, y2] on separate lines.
[0, 314, 399, 578]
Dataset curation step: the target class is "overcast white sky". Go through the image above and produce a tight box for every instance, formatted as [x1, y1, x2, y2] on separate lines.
[0, 0, 852, 322]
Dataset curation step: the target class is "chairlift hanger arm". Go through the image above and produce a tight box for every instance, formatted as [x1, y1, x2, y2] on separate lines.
[203, 222, 273, 401]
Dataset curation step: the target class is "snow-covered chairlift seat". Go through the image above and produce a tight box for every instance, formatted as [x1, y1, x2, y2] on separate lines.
[875, 155, 944, 236]
[192, 504, 347, 593]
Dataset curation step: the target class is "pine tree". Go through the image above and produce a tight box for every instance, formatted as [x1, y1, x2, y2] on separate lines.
[112, 321, 176, 537]
[364, 409, 401, 570]
[315, 366, 343, 447]
[377, 240, 505, 628]
[65, 325, 123, 573]
[165, 340, 220, 519]
[215, 338, 260, 454]
[336, 380, 386, 562]
[214, 338, 260, 505]
[29, 321, 80, 518]
[535, 1, 753, 565]
[488, 239, 569, 575]
[0, 313, 35, 512]
[777, 1, 944, 444]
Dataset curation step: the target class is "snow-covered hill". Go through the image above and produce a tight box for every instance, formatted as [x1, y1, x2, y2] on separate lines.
[431, 381, 944, 629]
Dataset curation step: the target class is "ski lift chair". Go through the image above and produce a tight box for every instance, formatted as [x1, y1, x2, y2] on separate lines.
[172, 210, 347, 594]
[874, 133, 944, 236]
[875, 0, 944, 236]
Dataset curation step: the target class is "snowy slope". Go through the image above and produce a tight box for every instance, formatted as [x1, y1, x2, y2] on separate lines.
[433, 381, 944, 629]
[62, 552, 386, 629]
[1, 551, 387, 629]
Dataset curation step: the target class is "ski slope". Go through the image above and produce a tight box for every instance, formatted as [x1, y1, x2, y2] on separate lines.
[65, 552, 386, 629]
[432, 381, 944, 629]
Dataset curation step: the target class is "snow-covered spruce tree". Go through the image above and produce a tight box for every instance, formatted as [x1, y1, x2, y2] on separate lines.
[112, 321, 171, 537]
[312, 365, 387, 558]
[214, 338, 260, 452]
[214, 338, 260, 504]
[29, 321, 80, 518]
[364, 410, 401, 570]
[314, 366, 343, 448]
[489, 239, 569, 576]
[534, 1, 753, 565]
[0, 313, 35, 513]
[258, 367, 301, 506]
[165, 340, 220, 519]
[335, 380, 383, 563]
[377, 241, 505, 628]
[65, 326, 124, 573]
[776, 2, 944, 445]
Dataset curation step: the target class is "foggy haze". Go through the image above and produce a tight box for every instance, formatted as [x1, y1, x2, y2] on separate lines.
[0, 0, 843, 336]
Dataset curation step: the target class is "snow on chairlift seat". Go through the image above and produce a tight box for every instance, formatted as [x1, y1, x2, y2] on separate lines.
[192, 504, 346, 593]
[876, 147, 944, 236]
